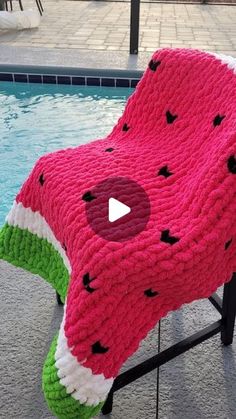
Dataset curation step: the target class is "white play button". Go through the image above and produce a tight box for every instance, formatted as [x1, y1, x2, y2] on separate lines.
[85, 177, 150, 241]
[108, 197, 131, 223]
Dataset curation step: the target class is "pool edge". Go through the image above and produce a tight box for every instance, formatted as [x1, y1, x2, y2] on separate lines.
[0, 45, 149, 86]
[0, 64, 143, 87]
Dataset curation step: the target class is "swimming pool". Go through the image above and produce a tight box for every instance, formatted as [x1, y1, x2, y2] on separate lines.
[0, 82, 133, 226]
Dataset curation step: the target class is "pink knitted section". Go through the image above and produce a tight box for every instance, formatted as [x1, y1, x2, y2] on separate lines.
[17, 49, 236, 379]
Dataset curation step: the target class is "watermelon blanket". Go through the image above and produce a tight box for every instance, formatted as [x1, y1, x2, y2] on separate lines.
[1, 48, 236, 419]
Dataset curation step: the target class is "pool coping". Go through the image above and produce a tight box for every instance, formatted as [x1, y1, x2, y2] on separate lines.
[0, 45, 149, 86]
[0, 63, 143, 87]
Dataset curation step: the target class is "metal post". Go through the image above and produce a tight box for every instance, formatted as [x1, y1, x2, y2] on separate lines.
[221, 273, 236, 346]
[130, 0, 140, 55]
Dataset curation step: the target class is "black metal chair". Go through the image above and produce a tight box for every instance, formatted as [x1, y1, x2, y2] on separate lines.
[57, 273, 236, 415]
[56, 274, 236, 415]
[4, 0, 43, 16]
[101, 274, 236, 415]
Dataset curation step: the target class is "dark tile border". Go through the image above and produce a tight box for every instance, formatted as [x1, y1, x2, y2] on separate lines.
[0, 71, 140, 88]
[71, 76, 86, 86]
[28, 74, 42, 83]
[0, 73, 13, 82]
[101, 78, 115, 87]
[116, 78, 130, 88]
[42, 75, 57, 84]
[87, 77, 100, 86]
[13, 74, 28, 83]
[57, 76, 71, 85]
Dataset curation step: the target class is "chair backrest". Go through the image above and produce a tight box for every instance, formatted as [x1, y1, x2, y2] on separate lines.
[109, 49, 236, 153]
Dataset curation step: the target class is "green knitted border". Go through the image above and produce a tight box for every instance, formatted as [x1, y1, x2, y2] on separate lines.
[43, 334, 104, 419]
[0, 224, 69, 301]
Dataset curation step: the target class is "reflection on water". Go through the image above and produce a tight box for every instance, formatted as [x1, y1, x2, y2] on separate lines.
[0, 81, 132, 225]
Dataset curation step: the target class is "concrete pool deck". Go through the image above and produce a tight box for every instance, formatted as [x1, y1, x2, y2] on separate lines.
[0, 0, 236, 72]
[1, 261, 236, 419]
[0, 1, 236, 418]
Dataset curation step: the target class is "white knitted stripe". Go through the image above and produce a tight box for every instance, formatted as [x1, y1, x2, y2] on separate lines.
[213, 53, 236, 73]
[6, 200, 71, 273]
[55, 309, 114, 407]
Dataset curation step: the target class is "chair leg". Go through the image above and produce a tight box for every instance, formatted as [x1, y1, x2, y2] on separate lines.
[35, 0, 42, 15]
[56, 291, 64, 306]
[38, 0, 43, 12]
[221, 272, 236, 346]
[5, 1, 8, 11]
[18, 0, 23, 10]
[101, 390, 114, 415]
[10, 0, 12, 10]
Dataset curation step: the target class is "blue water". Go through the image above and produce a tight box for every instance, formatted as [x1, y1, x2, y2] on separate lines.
[0, 81, 132, 226]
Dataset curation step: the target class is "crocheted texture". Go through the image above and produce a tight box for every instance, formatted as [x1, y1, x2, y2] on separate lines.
[43, 334, 104, 419]
[0, 224, 69, 301]
[1, 48, 236, 418]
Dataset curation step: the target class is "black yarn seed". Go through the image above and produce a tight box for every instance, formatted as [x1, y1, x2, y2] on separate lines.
[85, 284, 96, 293]
[158, 165, 173, 178]
[39, 173, 45, 186]
[148, 59, 161, 72]
[105, 148, 114, 152]
[225, 239, 232, 250]
[92, 341, 109, 354]
[83, 272, 95, 286]
[227, 156, 236, 174]
[62, 243, 67, 252]
[213, 114, 225, 127]
[144, 288, 159, 297]
[122, 123, 130, 132]
[161, 229, 180, 245]
[83, 273, 96, 293]
[166, 111, 178, 124]
[82, 191, 96, 202]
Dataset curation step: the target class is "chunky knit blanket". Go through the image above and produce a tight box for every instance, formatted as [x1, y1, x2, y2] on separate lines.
[1, 48, 236, 419]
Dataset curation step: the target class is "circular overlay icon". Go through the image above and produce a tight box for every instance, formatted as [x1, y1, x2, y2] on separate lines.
[85, 177, 151, 242]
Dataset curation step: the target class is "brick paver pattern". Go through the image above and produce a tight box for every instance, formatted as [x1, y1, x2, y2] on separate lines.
[0, 0, 235, 56]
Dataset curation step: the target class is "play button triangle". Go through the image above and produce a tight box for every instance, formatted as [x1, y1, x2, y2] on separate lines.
[108, 197, 131, 223]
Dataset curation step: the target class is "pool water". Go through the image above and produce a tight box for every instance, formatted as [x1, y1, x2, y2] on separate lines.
[0, 81, 133, 226]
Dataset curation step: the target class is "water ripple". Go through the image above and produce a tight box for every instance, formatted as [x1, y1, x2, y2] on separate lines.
[0, 82, 132, 225]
